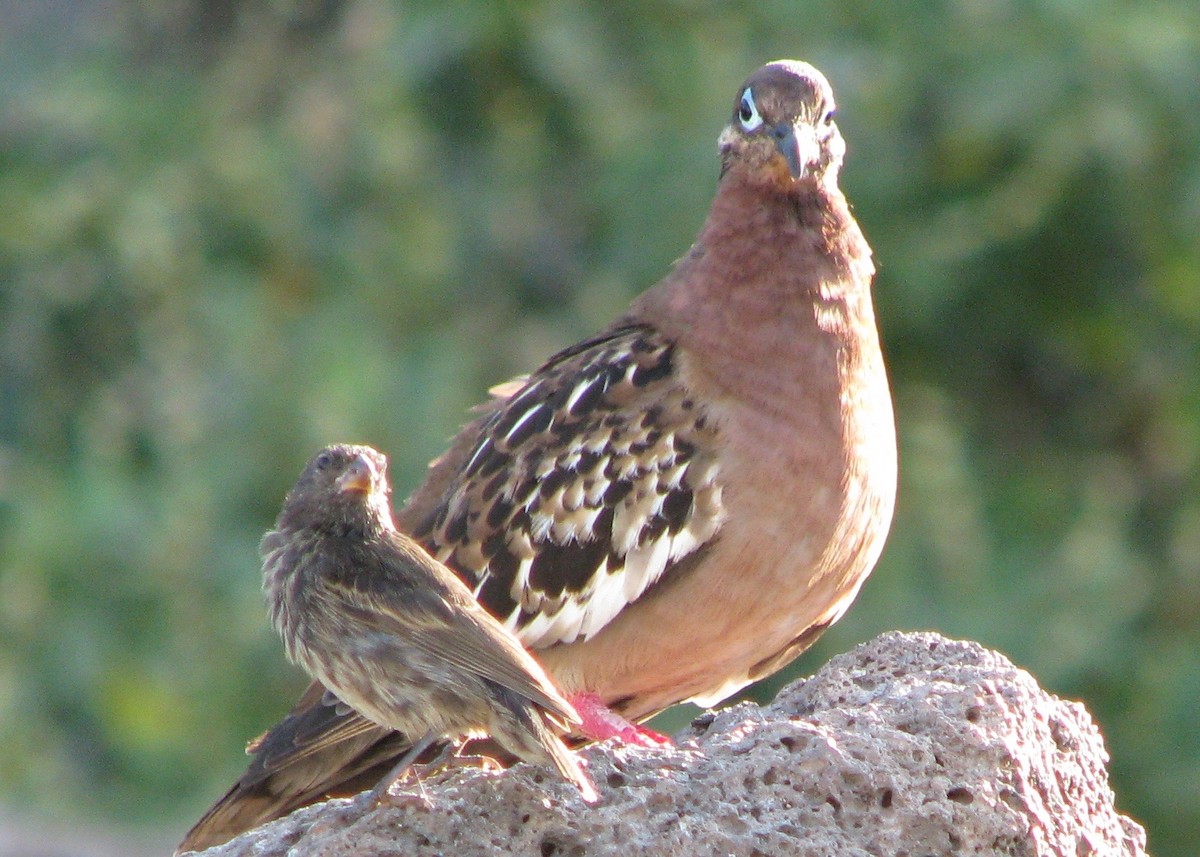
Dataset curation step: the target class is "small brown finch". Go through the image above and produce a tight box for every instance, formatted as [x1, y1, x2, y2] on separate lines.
[260, 443, 597, 804]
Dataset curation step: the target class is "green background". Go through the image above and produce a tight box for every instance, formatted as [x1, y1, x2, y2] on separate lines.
[2, 1, 1197, 853]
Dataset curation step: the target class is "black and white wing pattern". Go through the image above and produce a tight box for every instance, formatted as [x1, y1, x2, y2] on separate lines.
[409, 323, 727, 650]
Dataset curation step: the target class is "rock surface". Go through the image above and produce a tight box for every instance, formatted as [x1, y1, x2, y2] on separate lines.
[186, 631, 1147, 856]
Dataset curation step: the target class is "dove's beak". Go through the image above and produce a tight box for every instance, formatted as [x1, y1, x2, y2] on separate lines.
[772, 120, 819, 180]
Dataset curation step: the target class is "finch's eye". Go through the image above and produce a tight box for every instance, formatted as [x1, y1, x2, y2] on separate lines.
[315, 452, 332, 470]
[738, 89, 763, 131]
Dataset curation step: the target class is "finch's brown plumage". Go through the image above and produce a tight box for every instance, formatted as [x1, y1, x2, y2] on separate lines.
[258, 445, 595, 807]
[180, 59, 895, 853]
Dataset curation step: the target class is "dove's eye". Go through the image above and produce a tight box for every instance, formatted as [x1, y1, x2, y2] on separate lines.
[738, 89, 763, 131]
[822, 108, 836, 125]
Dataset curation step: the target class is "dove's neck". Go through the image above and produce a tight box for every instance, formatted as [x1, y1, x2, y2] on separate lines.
[631, 172, 878, 371]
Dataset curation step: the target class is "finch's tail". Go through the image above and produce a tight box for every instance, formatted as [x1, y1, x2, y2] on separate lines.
[535, 715, 599, 803]
[496, 696, 599, 804]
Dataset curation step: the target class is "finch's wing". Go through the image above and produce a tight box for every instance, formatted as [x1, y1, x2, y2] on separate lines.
[325, 539, 581, 726]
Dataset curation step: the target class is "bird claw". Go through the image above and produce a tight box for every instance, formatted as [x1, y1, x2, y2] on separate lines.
[433, 752, 504, 773]
[366, 769, 429, 811]
[368, 743, 501, 812]
[374, 785, 434, 812]
[571, 693, 674, 748]
[612, 722, 673, 748]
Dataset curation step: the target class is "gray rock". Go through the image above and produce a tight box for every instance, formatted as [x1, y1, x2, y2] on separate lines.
[189, 631, 1147, 856]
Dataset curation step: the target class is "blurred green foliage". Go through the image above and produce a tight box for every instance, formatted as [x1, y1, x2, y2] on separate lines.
[1, 0, 1198, 851]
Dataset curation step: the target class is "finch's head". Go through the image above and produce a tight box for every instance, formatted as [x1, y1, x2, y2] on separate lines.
[276, 443, 394, 533]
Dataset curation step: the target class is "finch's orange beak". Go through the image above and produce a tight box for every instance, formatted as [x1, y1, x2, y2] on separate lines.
[336, 455, 375, 495]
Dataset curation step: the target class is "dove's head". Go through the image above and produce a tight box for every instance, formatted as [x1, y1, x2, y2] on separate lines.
[718, 60, 845, 190]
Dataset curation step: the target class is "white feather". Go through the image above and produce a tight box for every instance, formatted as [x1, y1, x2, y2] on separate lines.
[564, 376, 599, 414]
[504, 404, 546, 444]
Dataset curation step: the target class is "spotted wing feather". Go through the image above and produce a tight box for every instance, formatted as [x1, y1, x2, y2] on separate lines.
[410, 323, 727, 650]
